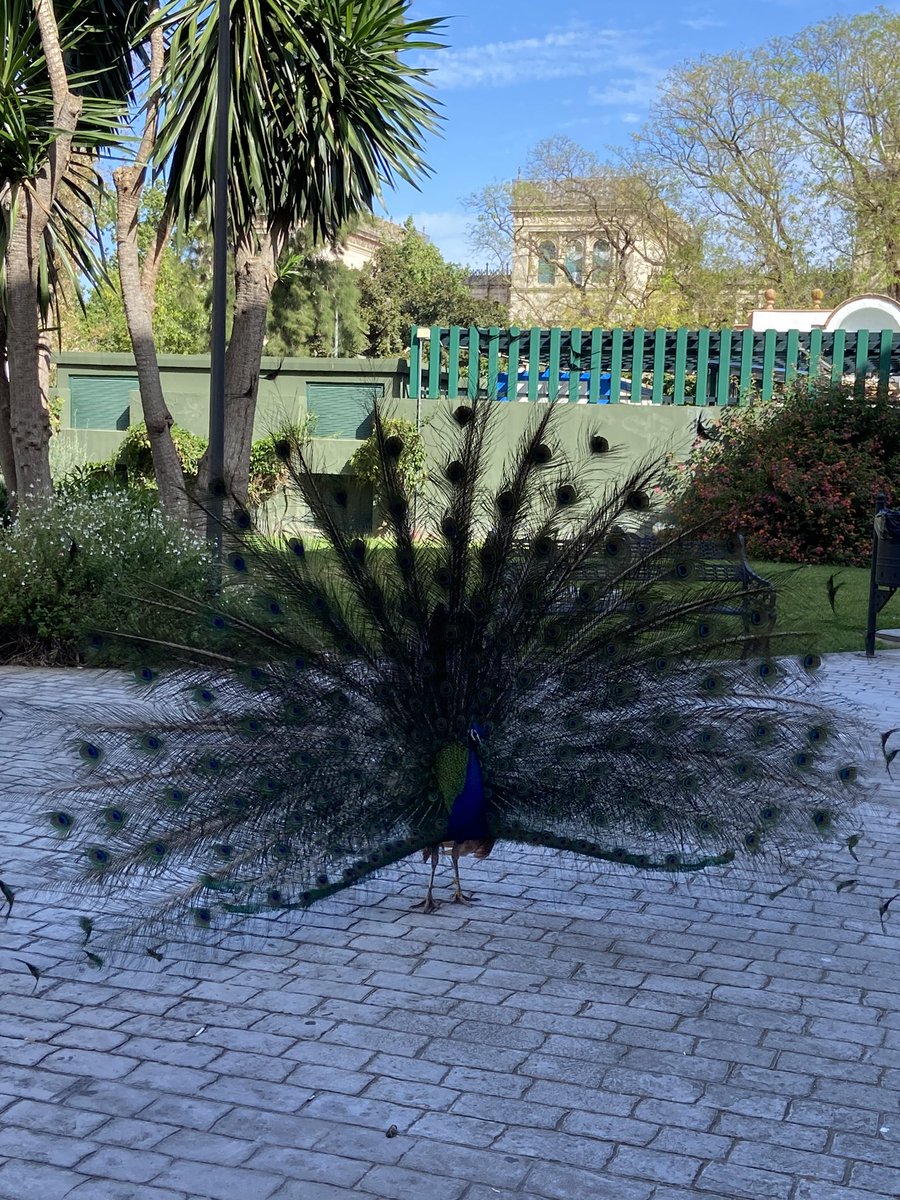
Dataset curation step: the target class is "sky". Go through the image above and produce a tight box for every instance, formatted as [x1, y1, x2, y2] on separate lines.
[381, 0, 894, 267]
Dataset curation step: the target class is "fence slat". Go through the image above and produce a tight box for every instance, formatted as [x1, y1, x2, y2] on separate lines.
[610, 328, 623, 404]
[589, 329, 602, 403]
[673, 328, 688, 405]
[487, 326, 500, 396]
[409, 326, 421, 400]
[716, 329, 732, 405]
[652, 328, 666, 404]
[428, 326, 441, 399]
[854, 330, 870, 398]
[878, 330, 893, 399]
[695, 328, 710, 405]
[785, 329, 799, 383]
[467, 326, 480, 399]
[527, 328, 541, 401]
[761, 329, 777, 401]
[738, 329, 754, 400]
[409, 324, 895, 404]
[569, 329, 582, 402]
[448, 326, 461, 398]
[508, 326, 521, 401]
[831, 329, 846, 383]
[808, 328, 823, 387]
[632, 327, 645, 405]
[548, 327, 561, 402]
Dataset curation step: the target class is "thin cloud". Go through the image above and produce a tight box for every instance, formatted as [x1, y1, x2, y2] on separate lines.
[588, 60, 667, 111]
[681, 16, 726, 29]
[429, 26, 653, 90]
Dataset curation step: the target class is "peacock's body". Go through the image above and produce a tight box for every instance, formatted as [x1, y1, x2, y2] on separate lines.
[32, 398, 865, 958]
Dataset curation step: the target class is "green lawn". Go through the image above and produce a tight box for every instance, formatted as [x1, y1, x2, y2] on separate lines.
[753, 561, 892, 655]
[265, 542, 890, 657]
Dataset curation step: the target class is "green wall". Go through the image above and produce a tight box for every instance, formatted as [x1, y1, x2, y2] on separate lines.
[51, 352, 708, 532]
[402, 398, 700, 491]
[53, 352, 406, 474]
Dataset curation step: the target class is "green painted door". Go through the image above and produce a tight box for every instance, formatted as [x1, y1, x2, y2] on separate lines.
[305, 382, 383, 438]
[69, 375, 137, 430]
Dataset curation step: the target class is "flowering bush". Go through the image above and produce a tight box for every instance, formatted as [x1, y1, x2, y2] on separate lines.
[665, 381, 900, 566]
[0, 489, 213, 664]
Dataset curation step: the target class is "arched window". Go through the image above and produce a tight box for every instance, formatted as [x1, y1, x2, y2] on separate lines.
[565, 240, 585, 285]
[537, 241, 557, 285]
[592, 239, 611, 275]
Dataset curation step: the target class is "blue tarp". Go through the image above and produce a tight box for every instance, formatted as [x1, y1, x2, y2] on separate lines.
[496, 370, 655, 402]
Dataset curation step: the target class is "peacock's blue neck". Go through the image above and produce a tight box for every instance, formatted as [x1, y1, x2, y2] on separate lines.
[446, 730, 489, 842]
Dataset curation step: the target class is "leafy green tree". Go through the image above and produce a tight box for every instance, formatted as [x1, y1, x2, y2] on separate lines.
[71, 249, 210, 354]
[358, 219, 507, 356]
[638, 8, 900, 302]
[772, 11, 900, 300]
[266, 230, 365, 358]
[65, 183, 211, 354]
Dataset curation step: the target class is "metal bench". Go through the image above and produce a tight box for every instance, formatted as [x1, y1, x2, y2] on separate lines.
[866, 496, 900, 657]
[547, 530, 776, 660]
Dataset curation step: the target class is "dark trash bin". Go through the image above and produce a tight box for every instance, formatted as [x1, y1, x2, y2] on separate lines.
[874, 511, 900, 586]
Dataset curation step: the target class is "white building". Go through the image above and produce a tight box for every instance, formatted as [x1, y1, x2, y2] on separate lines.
[318, 218, 405, 272]
[506, 181, 671, 328]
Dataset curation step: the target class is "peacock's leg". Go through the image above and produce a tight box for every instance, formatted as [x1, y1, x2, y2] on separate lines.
[450, 844, 477, 904]
[411, 847, 440, 913]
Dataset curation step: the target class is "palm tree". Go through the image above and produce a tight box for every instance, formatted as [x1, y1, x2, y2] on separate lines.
[154, 0, 444, 507]
[110, 0, 193, 522]
[0, 0, 146, 503]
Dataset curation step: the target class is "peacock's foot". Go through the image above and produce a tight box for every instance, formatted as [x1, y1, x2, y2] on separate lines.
[451, 889, 478, 905]
[411, 891, 440, 914]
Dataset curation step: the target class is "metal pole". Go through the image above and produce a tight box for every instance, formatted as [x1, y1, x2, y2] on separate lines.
[206, 0, 229, 551]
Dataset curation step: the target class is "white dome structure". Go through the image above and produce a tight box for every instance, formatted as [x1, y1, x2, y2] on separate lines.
[823, 294, 900, 334]
[750, 291, 900, 334]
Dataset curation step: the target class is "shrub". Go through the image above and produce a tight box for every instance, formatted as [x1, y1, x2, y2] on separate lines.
[348, 417, 428, 502]
[0, 488, 213, 665]
[116, 422, 208, 483]
[114, 423, 293, 509]
[665, 381, 900, 566]
[247, 437, 288, 509]
[55, 461, 128, 502]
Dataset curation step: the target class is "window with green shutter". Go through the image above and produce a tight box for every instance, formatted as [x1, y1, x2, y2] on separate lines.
[69, 375, 137, 430]
[305, 382, 383, 439]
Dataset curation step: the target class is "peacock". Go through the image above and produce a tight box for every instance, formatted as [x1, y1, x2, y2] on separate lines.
[29, 396, 867, 961]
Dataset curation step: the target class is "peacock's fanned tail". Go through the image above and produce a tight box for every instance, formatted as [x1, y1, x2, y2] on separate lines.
[31, 395, 867, 957]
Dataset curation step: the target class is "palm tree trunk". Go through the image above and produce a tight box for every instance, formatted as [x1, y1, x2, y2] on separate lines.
[4, 0, 81, 503]
[115, 169, 190, 523]
[5, 213, 54, 500]
[112, 10, 190, 522]
[197, 222, 281, 509]
[0, 319, 17, 503]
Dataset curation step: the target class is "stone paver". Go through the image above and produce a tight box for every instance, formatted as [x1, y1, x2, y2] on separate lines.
[0, 656, 898, 1198]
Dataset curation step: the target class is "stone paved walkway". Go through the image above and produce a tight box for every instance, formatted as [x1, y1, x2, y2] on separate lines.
[0, 656, 897, 1200]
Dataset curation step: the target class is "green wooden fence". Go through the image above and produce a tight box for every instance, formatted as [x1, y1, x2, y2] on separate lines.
[409, 325, 900, 405]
